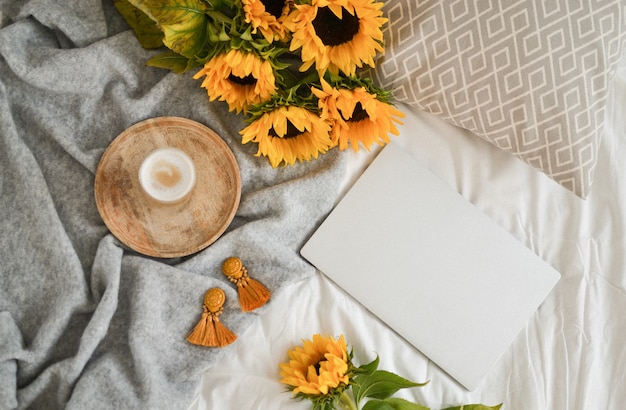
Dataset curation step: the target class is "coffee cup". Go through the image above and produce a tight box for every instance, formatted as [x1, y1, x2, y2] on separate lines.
[138, 147, 196, 204]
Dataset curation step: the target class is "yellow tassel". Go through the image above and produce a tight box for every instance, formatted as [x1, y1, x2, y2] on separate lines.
[222, 257, 271, 312]
[187, 287, 237, 348]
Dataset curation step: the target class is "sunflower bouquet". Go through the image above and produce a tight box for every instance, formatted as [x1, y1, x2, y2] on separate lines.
[280, 334, 503, 410]
[114, 0, 405, 167]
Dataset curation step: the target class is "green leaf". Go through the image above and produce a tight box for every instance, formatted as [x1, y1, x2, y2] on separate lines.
[363, 398, 430, 410]
[113, 0, 164, 49]
[441, 404, 503, 410]
[351, 356, 379, 403]
[356, 355, 380, 375]
[128, 0, 208, 58]
[240, 26, 253, 41]
[354, 370, 429, 405]
[146, 50, 198, 73]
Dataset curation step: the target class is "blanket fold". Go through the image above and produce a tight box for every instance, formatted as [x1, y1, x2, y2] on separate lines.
[0, 1, 345, 408]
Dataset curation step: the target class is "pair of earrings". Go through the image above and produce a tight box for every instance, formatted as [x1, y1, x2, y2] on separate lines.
[186, 257, 271, 348]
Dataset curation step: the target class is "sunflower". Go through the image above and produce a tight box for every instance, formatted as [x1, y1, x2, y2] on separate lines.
[240, 104, 333, 167]
[193, 49, 277, 113]
[284, 0, 386, 76]
[279, 334, 351, 396]
[243, 0, 293, 43]
[313, 80, 405, 151]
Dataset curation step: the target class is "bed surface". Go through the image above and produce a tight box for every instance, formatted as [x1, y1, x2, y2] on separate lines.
[193, 49, 626, 409]
[2, 1, 626, 409]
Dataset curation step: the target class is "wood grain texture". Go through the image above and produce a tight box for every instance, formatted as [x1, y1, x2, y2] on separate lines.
[94, 117, 241, 258]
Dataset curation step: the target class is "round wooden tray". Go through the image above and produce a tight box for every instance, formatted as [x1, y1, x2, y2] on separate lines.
[94, 117, 241, 258]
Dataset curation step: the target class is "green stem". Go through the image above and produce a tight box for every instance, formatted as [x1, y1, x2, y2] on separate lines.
[296, 69, 321, 88]
[336, 391, 358, 410]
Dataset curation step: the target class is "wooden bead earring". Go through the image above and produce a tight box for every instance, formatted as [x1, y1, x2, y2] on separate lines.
[186, 287, 237, 348]
[222, 257, 271, 312]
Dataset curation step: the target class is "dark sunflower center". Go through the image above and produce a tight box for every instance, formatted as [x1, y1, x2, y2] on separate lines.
[312, 6, 360, 46]
[313, 360, 323, 375]
[345, 102, 369, 122]
[269, 121, 303, 139]
[261, 0, 286, 19]
[228, 73, 257, 86]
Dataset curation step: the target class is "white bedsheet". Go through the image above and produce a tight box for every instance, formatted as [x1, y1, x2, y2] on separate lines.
[190, 50, 626, 410]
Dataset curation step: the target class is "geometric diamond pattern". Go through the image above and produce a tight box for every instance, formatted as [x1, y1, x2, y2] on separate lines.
[365, 0, 626, 198]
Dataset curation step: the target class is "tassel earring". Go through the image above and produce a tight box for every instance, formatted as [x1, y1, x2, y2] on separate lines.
[222, 257, 271, 312]
[187, 287, 237, 348]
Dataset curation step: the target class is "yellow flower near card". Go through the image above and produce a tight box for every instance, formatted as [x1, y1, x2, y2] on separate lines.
[285, 0, 386, 75]
[193, 49, 276, 113]
[313, 80, 405, 152]
[278, 333, 501, 409]
[280, 334, 351, 396]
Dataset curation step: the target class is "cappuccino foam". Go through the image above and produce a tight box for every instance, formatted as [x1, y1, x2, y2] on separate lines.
[139, 148, 196, 204]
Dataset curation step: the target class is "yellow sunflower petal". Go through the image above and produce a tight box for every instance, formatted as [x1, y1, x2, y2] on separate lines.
[194, 49, 276, 113]
[243, 0, 291, 42]
[286, 0, 386, 75]
[279, 334, 350, 396]
[316, 86, 404, 151]
[240, 106, 333, 167]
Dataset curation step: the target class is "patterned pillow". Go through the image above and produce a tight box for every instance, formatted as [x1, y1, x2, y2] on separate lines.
[367, 0, 625, 198]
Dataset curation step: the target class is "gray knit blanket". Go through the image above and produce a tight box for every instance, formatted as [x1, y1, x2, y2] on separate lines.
[0, 1, 345, 408]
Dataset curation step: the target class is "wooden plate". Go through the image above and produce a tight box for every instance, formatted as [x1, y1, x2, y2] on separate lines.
[94, 117, 241, 258]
